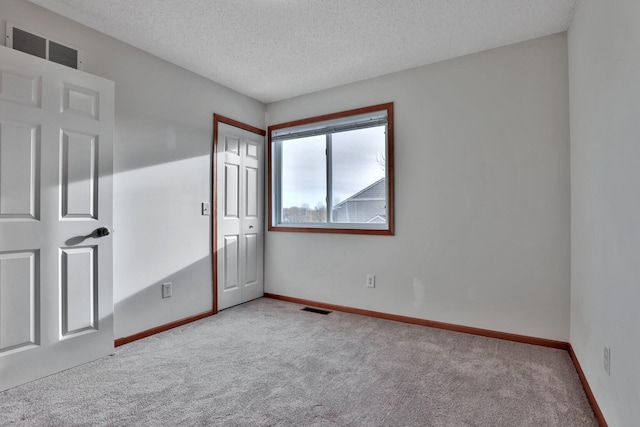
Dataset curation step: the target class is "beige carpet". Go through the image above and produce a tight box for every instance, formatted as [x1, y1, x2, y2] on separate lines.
[0, 298, 597, 426]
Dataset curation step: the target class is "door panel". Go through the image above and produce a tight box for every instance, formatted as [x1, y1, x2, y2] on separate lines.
[244, 233, 258, 284]
[60, 246, 97, 336]
[0, 46, 114, 391]
[245, 167, 258, 218]
[0, 68, 41, 107]
[61, 83, 99, 119]
[224, 163, 239, 218]
[223, 235, 239, 291]
[246, 140, 258, 159]
[60, 130, 98, 218]
[0, 121, 39, 218]
[0, 250, 38, 353]
[216, 121, 264, 310]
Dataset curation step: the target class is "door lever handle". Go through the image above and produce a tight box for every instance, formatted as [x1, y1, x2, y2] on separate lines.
[94, 227, 111, 238]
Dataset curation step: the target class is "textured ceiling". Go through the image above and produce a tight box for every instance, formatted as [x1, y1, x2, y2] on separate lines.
[27, 0, 578, 104]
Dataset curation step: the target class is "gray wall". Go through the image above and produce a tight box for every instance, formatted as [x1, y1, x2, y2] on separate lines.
[569, 0, 640, 425]
[266, 34, 571, 341]
[0, 0, 265, 339]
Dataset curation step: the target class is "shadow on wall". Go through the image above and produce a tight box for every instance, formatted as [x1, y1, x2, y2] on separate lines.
[111, 111, 219, 340]
[113, 256, 212, 339]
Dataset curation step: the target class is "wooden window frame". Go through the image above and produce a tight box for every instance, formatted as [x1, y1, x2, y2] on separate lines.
[268, 102, 394, 235]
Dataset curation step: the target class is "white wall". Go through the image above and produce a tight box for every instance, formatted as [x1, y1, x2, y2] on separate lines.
[0, 0, 265, 339]
[266, 34, 571, 341]
[568, 0, 640, 425]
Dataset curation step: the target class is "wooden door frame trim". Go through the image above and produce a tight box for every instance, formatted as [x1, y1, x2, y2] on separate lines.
[212, 114, 266, 314]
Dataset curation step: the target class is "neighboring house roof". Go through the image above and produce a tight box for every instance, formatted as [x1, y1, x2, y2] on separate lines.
[366, 215, 387, 224]
[332, 178, 387, 224]
[333, 178, 386, 209]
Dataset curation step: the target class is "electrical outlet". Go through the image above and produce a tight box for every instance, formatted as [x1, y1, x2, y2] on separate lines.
[604, 346, 611, 375]
[366, 274, 375, 288]
[162, 282, 172, 298]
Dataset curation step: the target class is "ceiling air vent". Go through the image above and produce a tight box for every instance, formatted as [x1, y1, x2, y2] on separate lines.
[6, 24, 81, 69]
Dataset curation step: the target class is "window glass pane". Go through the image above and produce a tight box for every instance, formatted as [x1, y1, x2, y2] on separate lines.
[331, 126, 386, 224]
[281, 135, 327, 223]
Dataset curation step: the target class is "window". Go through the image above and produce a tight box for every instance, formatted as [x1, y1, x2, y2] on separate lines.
[269, 103, 394, 235]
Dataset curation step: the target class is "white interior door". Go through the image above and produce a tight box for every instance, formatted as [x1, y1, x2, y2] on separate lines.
[216, 121, 264, 311]
[0, 46, 114, 391]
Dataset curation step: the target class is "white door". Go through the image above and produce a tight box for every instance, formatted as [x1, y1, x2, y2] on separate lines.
[0, 46, 114, 391]
[216, 121, 264, 311]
